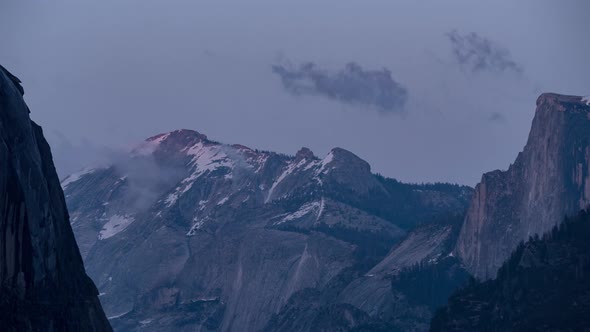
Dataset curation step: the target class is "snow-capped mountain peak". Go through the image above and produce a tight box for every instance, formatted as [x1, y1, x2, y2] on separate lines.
[61, 128, 471, 331]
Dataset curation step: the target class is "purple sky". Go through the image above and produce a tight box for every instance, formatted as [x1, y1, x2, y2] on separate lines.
[1, 0, 589, 185]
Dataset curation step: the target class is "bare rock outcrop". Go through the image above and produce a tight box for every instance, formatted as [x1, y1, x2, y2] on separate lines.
[456, 93, 590, 279]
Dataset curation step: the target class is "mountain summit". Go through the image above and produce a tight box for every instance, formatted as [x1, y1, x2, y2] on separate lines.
[63, 128, 471, 331]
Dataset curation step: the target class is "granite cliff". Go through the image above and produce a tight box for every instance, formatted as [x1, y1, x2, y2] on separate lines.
[456, 93, 590, 279]
[0, 65, 112, 331]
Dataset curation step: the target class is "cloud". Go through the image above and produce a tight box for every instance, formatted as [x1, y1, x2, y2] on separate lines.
[112, 154, 186, 211]
[52, 131, 186, 212]
[447, 30, 523, 74]
[272, 60, 408, 113]
[488, 112, 507, 124]
[48, 131, 117, 179]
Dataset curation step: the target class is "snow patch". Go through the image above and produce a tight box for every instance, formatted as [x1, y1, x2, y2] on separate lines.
[274, 201, 322, 225]
[185, 142, 234, 172]
[132, 133, 170, 156]
[265, 158, 309, 203]
[253, 154, 269, 173]
[191, 297, 219, 302]
[217, 196, 230, 205]
[303, 159, 321, 171]
[140, 319, 153, 325]
[162, 142, 239, 206]
[314, 176, 323, 186]
[583, 96, 590, 106]
[427, 253, 443, 264]
[108, 310, 131, 320]
[164, 193, 179, 207]
[317, 151, 335, 175]
[99, 214, 135, 240]
[187, 217, 207, 236]
[317, 198, 325, 221]
[61, 168, 97, 188]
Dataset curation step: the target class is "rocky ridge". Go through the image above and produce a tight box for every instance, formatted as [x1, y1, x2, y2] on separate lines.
[64, 129, 471, 331]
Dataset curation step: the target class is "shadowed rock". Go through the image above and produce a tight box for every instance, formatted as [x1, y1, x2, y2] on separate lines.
[0, 65, 112, 331]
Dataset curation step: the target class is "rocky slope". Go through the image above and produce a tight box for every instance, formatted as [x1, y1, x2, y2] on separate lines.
[0, 65, 112, 331]
[350, 214, 467, 328]
[432, 209, 590, 331]
[456, 93, 590, 279]
[264, 214, 468, 332]
[63, 129, 472, 331]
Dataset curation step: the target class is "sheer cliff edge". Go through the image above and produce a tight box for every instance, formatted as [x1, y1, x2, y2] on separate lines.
[0, 65, 112, 332]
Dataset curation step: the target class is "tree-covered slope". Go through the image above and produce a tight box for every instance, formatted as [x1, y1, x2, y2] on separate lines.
[431, 209, 590, 331]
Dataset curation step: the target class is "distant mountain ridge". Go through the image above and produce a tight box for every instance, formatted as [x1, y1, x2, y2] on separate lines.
[63, 128, 472, 331]
[62, 92, 590, 331]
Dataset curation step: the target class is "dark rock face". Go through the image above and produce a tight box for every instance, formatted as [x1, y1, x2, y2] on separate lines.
[432, 209, 590, 331]
[0, 66, 112, 331]
[63, 129, 471, 331]
[456, 93, 590, 279]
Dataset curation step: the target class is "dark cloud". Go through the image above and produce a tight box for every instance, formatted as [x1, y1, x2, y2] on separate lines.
[488, 112, 507, 124]
[447, 30, 523, 74]
[272, 60, 408, 113]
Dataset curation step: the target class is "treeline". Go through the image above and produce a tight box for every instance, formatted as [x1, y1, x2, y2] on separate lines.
[431, 209, 590, 331]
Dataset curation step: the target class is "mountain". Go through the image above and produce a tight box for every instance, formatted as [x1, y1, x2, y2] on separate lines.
[455, 93, 590, 279]
[431, 209, 590, 331]
[63, 129, 472, 331]
[0, 65, 112, 331]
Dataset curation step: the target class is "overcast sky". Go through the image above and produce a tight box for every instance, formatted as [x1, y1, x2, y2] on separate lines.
[1, 0, 589, 185]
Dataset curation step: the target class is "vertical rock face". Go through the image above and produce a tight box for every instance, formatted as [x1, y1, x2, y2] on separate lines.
[456, 93, 590, 279]
[0, 66, 112, 331]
